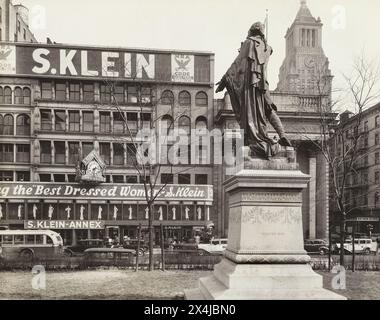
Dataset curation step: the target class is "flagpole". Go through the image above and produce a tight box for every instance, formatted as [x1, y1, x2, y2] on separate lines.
[265, 9, 269, 41]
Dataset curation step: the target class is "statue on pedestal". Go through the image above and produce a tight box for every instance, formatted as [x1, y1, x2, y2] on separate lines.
[216, 22, 291, 159]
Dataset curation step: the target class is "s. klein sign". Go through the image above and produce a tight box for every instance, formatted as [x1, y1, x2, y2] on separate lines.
[25, 220, 105, 230]
[0, 44, 211, 83]
[0, 183, 213, 202]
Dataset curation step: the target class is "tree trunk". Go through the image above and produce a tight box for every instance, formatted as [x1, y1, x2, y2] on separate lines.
[339, 211, 346, 266]
[148, 201, 154, 271]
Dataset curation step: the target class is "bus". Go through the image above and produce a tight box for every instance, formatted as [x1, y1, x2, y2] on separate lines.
[0, 230, 64, 260]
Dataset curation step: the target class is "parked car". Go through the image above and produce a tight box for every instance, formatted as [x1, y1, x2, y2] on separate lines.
[304, 239, 329, 255]
[198, 238, 228, 255]
[122, 239, 148, 256]
[336, 238, 377, 255]
[83, 248, 136, 267]
[64, 239, 105, 256]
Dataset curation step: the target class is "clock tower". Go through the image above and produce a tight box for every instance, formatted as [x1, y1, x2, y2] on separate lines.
[276, 0, 333, 96]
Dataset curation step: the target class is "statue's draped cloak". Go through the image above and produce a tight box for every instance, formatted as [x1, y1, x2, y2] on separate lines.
[223, 36, 277, 156]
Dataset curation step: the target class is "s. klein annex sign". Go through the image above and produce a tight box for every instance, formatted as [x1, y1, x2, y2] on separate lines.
[0, 183, 213, 202]
[0, 43, 211, 83]
[24, 220, 105, 230]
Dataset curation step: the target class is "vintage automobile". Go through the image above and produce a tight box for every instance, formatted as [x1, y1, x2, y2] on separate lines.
[335, 238, 377, 255]
[304, 239, 330, 255]
[82, 248, 136, 267]
[63, 239, 105, 256]
[197, 238, 228, 255]
[122, 239, 148, 256]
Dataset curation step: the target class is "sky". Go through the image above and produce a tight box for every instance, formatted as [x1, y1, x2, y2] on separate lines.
[21, 0, 380, 105]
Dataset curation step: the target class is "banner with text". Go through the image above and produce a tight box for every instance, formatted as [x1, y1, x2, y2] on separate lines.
[0, 183, 213, 202]
[25, 220, 105, 230]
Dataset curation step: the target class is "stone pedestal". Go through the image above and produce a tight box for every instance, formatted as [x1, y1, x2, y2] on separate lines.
[185, 148, 345, 300]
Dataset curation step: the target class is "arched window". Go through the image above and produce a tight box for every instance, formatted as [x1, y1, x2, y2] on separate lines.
[4, 87, 12, 104]
[14, 87, 23, 104]
[195, 91, 208, 106]
[161, 90, 174, 105]
[178, 115, 191, 135]
[16, 114, 31, 136]
[179, 91, 191, 106]
[195, 116, 208, 132]
[3, 114, 14, 135]
[0, 115, 3, 135]
[23, 88, 31, 105]
[161, 114, 174, 135]
[0, 87, 4, 104]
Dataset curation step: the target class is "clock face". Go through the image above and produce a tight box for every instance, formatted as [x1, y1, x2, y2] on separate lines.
[304, 56, 315, 68]
[88, 160, 101, 173]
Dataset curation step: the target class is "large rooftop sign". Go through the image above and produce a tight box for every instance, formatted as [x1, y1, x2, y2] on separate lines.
[0, 183, 213, 202]
[0, 43, 212, 83]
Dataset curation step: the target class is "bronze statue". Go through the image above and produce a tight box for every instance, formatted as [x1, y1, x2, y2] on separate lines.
[216, 22, 291, 158]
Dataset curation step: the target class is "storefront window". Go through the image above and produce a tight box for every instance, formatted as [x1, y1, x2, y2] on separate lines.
[161, 173, 173, 184]
[0, 144, 14, 162]
[195, 174, 208, 185]
[16, 171, 30, 181]
[126, 175, 137, 183]
[0, 171, 13, 181]
[178, 174, 191, 184]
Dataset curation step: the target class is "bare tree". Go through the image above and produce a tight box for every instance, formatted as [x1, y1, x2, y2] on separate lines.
[304, 54, 380, 266]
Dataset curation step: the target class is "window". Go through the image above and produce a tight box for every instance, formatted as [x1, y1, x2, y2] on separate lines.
[40, 110, 52, 130]
[113, 112, 125, 133]
[83, 111, 94, 132]
[376, 152, 380, 165]
[3, 114, 13, 135]
[195, 174, 208, 185]
[23, 88, 31, 105]
[0, 87, 3, 104]
[127, 113, 138, 132]
[195, 91, 208, 106]
[39, 174, 51, 182]
[40, 141, 51, 163]
[141, 113, 151, 129]
[0, 115, 2, 134]
[126, 144, 136, 165]
[54, 141, 65, 164]
[69, 83, 80, 101]
[126, 175, 138, 183]
[100, 143, 110, 165]
[16, 144, 30, 163]
[16, 114, 30, 135]
[17, 171, 30, 182]
[161, 174, 173, 184]
[113, 175, 124, 183]
[100, 85, 111, 103]
[41, 82, 52, 100]
[14, 87, 23, 104]
[113, 85, 124, 104]
[161, 114, 174, 135]
[55, 83, 66, 101]
[68, 142, 80, 164]
[195, 116, 208, 131]
[82, 142, 93, 158]
[141, 87, 151, 103]
[161, 90, 174, 105]
[53, 174, 65, 182]
[68, 175, 76, 182]
[376, 116, 380, 127]
[179, 91, 191, 106]
[69, 111, 80, 132]
[83, 84, 94, 102]
[113, 143, 124, 165]
[375, 172, 380, 184]
[4, 87, 11, 104]
[100, 112, 111, 133]
[178, 116, 191, 135]
[376, 133, 379, 146]
[0, 144, 13, 162]
[0, 171, 13, 181]
[127, 86, 138, 103]
[178, 174, 191, 184]
[55, 110, 66, 131]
